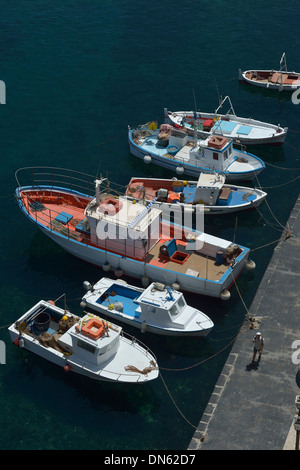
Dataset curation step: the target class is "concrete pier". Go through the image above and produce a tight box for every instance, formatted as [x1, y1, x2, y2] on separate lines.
[189, 194, 300, 450]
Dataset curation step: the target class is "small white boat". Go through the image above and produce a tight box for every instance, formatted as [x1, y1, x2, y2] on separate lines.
[81, 278, 214, 337]
[164, 96, 288, 146]
[8, 299, 159, 383]
[128, 123, 265, 181]
[239, 52, 300, 91]
[125, 174, 267, 216]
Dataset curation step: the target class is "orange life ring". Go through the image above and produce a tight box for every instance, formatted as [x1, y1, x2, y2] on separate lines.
[208, 135, 227, 149]
[81, 318, 105, 340]
[99, 197, 123, 216]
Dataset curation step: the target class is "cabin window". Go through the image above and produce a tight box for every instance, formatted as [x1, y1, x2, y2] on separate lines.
[170, 305, 178, 317]
[213, 153, 218, 160]
[77, 339, 96, 354]
[224, 150, 228, 160]
[177, 296, 186, 311]
[228, 145, 232, 155]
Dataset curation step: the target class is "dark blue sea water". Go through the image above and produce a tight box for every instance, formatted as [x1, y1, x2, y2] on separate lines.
[0, 1, 299, 451]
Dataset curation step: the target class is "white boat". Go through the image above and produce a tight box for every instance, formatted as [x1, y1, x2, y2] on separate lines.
[128, 123, 265, 182]
[8, 299, 159, 383]
[15, 167, 255, 300]
[238, 52, 300, 91]
[81, 278, 214, 337]
[124, 174, 267, 216]
[164, 96, 288, 146]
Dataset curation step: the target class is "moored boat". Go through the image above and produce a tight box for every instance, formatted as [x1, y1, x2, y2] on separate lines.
[8, 299, 159, 383]
[81, 278, 214, 336]
[125, 173, 267, 216]
[164, 96, 288, 145]
[239, 52, 300, 91]
[15, 167, 255, 300]
[128, 123, 265, 181]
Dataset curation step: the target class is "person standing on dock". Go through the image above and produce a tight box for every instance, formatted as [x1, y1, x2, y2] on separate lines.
[252, 332, 264, 364]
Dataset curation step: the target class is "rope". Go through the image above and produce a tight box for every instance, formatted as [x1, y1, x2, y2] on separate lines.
[159, 371, 201, 434]
[265, 161, 300, 171]
[258, 175, 300, 189]
[254, 174, 289, 233]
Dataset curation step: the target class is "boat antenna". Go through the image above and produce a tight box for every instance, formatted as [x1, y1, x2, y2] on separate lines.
[192, 89, 197, 112]
[96, 160, 102, 179]
[214, 76, 221, 104]
[192, 89, 198, 145]
[233, 216, 238, 243]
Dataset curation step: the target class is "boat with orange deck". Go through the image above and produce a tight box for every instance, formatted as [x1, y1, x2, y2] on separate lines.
[239, 52, 300, 92]
[15, 166, 255, 300]
[125, 173, 267, 216]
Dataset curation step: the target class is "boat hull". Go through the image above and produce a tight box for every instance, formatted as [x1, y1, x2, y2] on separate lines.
[165, 111, 288, 146]
[128, 130, 264, 182]
[39, 225, 248, 298]
[239, 69, 300, 91]
[82, 300, 213, 337]
[8, 303, 158, 384]
[15, 182, 251, 300]
[125, 177, 267, 215]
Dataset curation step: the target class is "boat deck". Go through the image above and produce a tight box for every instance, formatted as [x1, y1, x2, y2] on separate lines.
[95, 283, 141, 318]
[146, 240, 228, 281]
[21, 190, 91, 241]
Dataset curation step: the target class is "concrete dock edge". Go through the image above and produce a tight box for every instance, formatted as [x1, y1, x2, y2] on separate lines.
[189, 194, 300, 450]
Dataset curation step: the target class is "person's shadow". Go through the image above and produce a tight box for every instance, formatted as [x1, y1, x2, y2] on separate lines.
[246, 358, 261, 371]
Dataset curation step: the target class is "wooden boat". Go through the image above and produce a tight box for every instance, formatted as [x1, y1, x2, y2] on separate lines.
[239, 52, 300, 91]
[81, 278, 214, 336]
[8, 299, 159, 383]
[15, 167, 255, 300]
[128, 123, 265, 182]
[125, 174, 267, 215]
[164, 96, 288, 146]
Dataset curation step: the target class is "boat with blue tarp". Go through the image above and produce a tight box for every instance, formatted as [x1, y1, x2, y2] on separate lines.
[81, 278, 214, 336]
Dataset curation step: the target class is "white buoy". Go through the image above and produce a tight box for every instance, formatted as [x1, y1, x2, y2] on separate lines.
[80, 300, 87, 309]
[114, 268, 123, 277]
[102, 261, 111, 272]
[176, 166, 184, 175]
[172, 282, 181, 291]
[220, 289, 231, 301]
[245, 259, 256, 271]
[141, 275, 150, 287]
[19, 337, 25, 348]
[83, 281, 92, 291]
[144, 155, 152, 164]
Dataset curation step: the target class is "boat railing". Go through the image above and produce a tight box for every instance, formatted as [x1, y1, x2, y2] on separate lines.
[15, 165, 128, 200]
[18, 189, 153, 255]
[15, 166, 99, 197]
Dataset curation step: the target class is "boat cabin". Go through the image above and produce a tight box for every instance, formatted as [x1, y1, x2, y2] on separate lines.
[166, 128, 234, 171]
[192, 173, 226, 205]
[85, 193, 162, 260]
[136, 282, 189, 325]
[58, 314, 120, 366]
